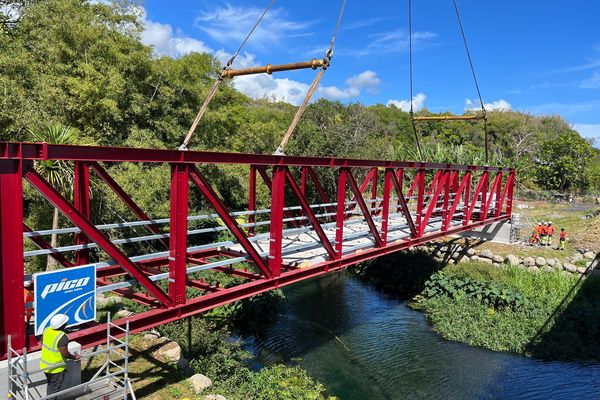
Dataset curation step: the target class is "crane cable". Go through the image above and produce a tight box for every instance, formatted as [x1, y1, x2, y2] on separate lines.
[274, 0, 347, 155]
[408, 0, 489, 164]
[452, 0, 488, 164]
[408, 0, 424, 161]
[179, 0, 277, 151]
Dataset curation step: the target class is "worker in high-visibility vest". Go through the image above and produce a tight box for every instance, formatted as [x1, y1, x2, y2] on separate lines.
[23, 280, 34, 326]
[559, 228, 567, 250]
[547, 222, 554, 247]
[40, 314, 80, 397]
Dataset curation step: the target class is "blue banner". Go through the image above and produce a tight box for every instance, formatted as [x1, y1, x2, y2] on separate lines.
[34, 265, 96, 336]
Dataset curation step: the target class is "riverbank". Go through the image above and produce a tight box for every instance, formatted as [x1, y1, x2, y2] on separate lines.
[351, 250, 600, 360]
[92, 288, 335, 399]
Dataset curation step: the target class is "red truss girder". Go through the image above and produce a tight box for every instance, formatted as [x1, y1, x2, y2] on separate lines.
[0, 142, 514, 356]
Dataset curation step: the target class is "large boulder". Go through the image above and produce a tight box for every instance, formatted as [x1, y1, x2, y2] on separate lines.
[504, 254, 520, 266]
[204, 395, 227, 400]
[523, 257, 535, 267]
[564, 263, 577, 273]
[156, 341, 181, 363]
[492, 255, 504, 263]
[584, 251, 596, 260]
[480, 249, 494, 259]
[189, 373, 212, 394]
[535, 257, 547, 267]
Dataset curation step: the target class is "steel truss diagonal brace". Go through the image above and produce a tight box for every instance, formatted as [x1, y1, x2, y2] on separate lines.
[188, 166, 272, 278]
[345, 169, 383, 247]
[24, 167, 173, 307]
[284, 167, 336, 259]
[90, 162, 169, 249]
[387, 169, 417, 237]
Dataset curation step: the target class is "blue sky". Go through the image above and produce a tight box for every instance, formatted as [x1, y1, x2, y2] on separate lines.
[140, 0, 600, 142]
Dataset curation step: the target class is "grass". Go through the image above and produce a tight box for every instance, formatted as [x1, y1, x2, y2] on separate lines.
[414, 261, 600, 359]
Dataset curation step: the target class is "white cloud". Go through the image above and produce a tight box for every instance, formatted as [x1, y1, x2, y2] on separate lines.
[142, 19, 212, 57]
[319, 70, 381, 100]
[580, 71, 600, 89]
[573, 123, 600, 142]
[465, 98, 512, 112]
[387, 93, 427, 112]
[350, 30, 437, 56]
[233, 74, 310, 105]
[195, 5, 314, 50]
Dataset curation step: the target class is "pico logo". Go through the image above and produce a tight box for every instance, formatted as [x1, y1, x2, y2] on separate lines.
[40, 277, 91, 299]
[34, 265, 96, 335]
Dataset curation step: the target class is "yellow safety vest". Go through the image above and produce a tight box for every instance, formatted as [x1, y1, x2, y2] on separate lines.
[39, 327, 66, 374]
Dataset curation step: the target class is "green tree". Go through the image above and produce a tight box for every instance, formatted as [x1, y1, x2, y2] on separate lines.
[30, 123, 78, 270]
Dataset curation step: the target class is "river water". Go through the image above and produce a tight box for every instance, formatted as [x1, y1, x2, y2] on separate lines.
[246, 273, 600, 399]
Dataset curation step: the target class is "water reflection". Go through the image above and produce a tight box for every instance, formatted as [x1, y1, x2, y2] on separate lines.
[247, 273, 600, 400]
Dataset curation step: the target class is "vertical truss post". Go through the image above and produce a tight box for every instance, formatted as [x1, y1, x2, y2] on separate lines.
[248, 165, 257, 236]
[381, 169, 393, 245]
[441, 170, 453, 231]
[346, 171, 383, 247]
[301, 167, 308, 195]
[480, 171, 489, 220]
[415, 169, 425, 236]
[268, 166, 285, 277]
[335, 168, 347, 258]
[370, 168, 378, 216]
[494, 172, 503, 217]
[0, 159, 25, 354]
[395, 168, 404, 213]
[169, 164, 189, 305]
[74, 161, 91, 265]
[506, 169, 515, 215]
[464, 171, 471, 217]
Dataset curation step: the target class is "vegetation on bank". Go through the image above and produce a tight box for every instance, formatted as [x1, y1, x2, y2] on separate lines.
[352, 252, 600, 360]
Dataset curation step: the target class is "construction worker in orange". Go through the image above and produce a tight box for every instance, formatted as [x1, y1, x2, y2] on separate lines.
[529, 228, 540, 245]
[559, 227, 567, 250]
[546, 222, 554, 247]
[23, 280, 34, 326]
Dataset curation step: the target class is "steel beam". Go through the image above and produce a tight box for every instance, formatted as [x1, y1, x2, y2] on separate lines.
[74, 161, 91, 265]
[169, 164, 189, 305]
[0, 159, 25, 355]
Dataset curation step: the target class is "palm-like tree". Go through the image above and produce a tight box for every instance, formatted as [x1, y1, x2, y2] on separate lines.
[31, 124, 79, 270]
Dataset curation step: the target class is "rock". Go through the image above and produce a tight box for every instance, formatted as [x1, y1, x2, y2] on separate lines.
[176, 358, 191, 374]
[97, 294, 124, 308]
[523, 257, 535, 267]
[452, 252, 461, 259]
[156, 341, 181, 363]
[204, 395, 227, 400]
[492, 255, 504, 263]
[480, 258, 493, 265]
[467, 248, 476, 256]
[584, 251, 596, 260]
[571, 253, 583, 262]
[115, 309, 134, 319]
[541, 266, 554, 273]
[554, 259, 562, 270]
[448, 259, 455, 264]
[189, 373, 212, 394]
[480, 249, 494, 259]
[564, 263, 577, 273]
[577, 266, 588, 275]
[535, 257, 547, 267]
[458, 256, 470, 263]
[547, 258, 556, 267]
[587, 261, 594, 268]
[471, 255, 480, 261]
[504, 254, 520, 266]
[529, 266, 540, 273]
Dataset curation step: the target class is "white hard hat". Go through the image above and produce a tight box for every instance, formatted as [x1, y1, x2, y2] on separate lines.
[50, 314, 69, 329]
[549, 221, 553, 224]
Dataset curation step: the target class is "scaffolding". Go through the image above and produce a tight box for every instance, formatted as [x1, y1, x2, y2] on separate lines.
[7, 314, 135, 400]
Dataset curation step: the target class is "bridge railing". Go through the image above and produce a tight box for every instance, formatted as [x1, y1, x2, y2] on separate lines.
[0, 142, 514, 356]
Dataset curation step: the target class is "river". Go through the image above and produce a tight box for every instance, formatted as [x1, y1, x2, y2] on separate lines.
[246, 272, 600, 399]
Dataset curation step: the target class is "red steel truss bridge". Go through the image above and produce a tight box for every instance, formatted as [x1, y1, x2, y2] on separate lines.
[0, 142, 515, 357]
